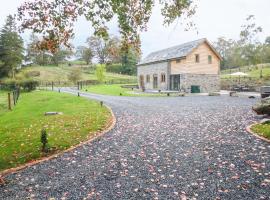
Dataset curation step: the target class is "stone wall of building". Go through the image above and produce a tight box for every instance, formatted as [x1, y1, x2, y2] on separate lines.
[137, 62, 169, 90]
[180, 74, 220, 93]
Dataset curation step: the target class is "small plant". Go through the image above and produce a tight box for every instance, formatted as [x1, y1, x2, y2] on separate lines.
[41, 129, 48, 152]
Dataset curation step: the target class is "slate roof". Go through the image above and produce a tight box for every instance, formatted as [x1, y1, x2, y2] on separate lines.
[138, 38, 214, 66]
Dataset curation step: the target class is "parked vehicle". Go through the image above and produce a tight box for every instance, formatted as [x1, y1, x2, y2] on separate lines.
[260, 86, 270, 98]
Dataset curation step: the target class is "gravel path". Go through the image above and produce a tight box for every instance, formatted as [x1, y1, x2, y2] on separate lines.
[1, 89, 270, 200]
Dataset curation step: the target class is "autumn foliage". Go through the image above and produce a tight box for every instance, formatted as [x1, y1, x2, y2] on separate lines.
[17, 0, 196, 53]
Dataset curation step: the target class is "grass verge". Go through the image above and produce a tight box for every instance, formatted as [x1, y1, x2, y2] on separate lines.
[83, 84, 179, 97]
[251, 121, 270, 140]
[0, 91, 111, 171]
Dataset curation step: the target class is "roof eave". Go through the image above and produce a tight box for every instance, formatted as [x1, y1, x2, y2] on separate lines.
[137, 56, 186, 66]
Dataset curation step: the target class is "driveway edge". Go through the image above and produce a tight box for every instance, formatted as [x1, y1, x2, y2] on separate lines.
[0, 105, 116, 177]
[246, 122, 270, 143]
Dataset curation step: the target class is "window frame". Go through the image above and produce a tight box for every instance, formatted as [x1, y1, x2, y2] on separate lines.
[208, 55, 212, 64]
[195, 54, 200, 63]
[161, 73, 166, 83]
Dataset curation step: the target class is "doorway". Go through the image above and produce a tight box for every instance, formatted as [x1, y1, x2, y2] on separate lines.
[139, 75, 144, 89]
[170, 75, 180, 90]
[153, 74, 158, 89]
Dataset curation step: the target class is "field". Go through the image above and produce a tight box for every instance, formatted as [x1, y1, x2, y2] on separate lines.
[0, 91, 111, 171]
[220, 64, 270, 89]
[15, 64, 137, 83]
[221, 64, 270, 78]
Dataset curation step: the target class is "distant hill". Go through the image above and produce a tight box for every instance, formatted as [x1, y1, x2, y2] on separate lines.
[14, 64, 137, 83]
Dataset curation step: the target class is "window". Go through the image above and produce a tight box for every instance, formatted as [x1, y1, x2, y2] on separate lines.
[195, 54, 200, 63]
[176, 59, 181, 63]
[146, 75, 150, 83]
[208, 55, 212, 64]
[161, 74, 166, 82]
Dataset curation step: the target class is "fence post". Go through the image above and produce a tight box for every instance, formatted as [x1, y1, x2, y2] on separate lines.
[8, 93, 11, 110]
[77, 82, 80, 90]
[13, 91, 16, 105]
[52, 81, 54, 91]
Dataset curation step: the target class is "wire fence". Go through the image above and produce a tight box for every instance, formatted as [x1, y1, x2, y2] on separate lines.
[0, 88, 21, 113]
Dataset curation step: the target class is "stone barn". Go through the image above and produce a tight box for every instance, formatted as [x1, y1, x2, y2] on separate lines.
[137, 38, 221, 93]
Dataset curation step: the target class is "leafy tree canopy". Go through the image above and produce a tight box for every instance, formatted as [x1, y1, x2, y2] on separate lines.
[0, 15, 24, 78]
[17, 0, 196, 54]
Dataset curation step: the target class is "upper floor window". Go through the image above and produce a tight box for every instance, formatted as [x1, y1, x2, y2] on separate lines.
[146, 75, 150, 83]
[161, 74, 166, 82]
[176, 59, 181, 63]
[195, 54, 200, 63]
[208, 55, 212, 64]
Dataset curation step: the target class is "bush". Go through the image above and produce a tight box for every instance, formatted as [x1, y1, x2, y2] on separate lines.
[19, 79, 39, 91]
[252, 97, 270, 115]
[0, 79, 39, 91]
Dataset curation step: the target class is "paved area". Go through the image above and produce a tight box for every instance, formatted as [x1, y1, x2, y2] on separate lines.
[1, 89, 270, 200]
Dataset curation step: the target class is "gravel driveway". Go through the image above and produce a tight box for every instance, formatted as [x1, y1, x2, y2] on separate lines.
[1, 89, 270, 200]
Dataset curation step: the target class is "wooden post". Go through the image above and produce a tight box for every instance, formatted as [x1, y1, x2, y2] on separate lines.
[77, 82, 80, 90]
[13, 91, 16, 105]
[52, 81, 54, 91]
[8, 93, 11, 110]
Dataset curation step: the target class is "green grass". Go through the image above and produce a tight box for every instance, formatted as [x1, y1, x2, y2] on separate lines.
[251, 121, 270, 140]
[84, 84, 136, 96]
[0, 91, 8, 115]
[0, 91, 111, 171]
[13, 64, 137, 83]
[221, 64, 270, 78]
[83, 84, 183, 97]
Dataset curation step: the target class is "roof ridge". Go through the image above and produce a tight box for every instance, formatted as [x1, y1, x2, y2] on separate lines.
[147, 38, 206, 56]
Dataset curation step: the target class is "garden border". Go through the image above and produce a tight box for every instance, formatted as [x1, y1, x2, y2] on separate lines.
[0, 104, 116, 177]
[246, 122, 270, 143]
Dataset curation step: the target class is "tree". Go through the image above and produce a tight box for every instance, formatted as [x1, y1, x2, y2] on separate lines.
[17, 0, 196, 54]
[51, 48, 73, 66]
[0, 15, 24, 78]
[76, 46, 93, 65]
[121, 46, 140, 75]
[95, 64, 106, 83]
[68, 68, 82, 84]
[26, 33, 51, 65]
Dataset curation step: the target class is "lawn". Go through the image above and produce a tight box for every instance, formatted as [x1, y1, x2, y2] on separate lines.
[0, 91, 111, 171]
[251, 121, 270, 140]
[84, 84, 136, 96]
[83, 84, 183, 97]
[0, 91, 8, 115]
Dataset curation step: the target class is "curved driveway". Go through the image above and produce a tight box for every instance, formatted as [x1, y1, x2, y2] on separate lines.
[1, 89, 270, 200]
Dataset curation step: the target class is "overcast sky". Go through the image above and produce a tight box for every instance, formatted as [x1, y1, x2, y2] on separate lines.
[0, 0, 269, 58]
